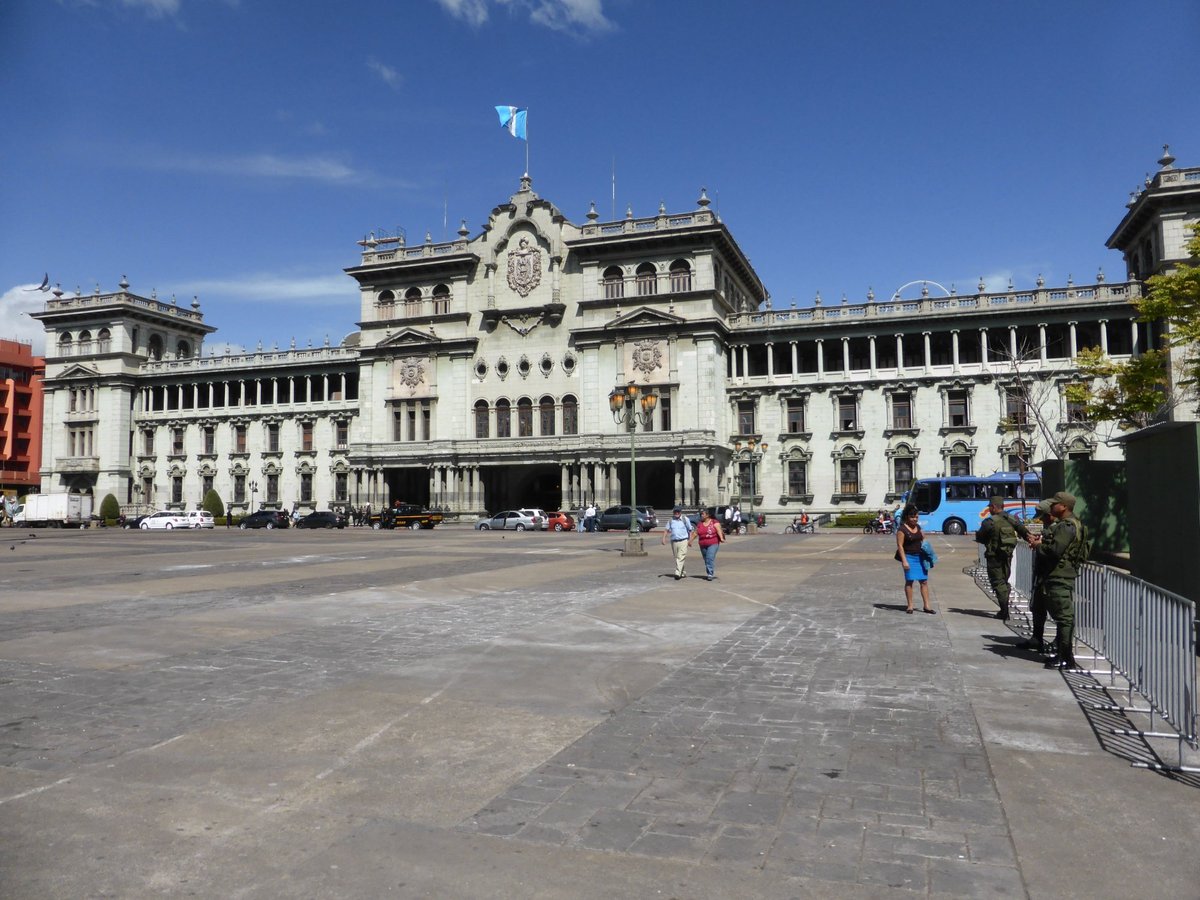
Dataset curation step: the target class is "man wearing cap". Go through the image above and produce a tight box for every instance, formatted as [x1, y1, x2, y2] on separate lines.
[1017, 499, 1056, 653]
[1029, 491, 1089, 669]
[975, 496, 1031, 621]
[661, 505, 695, 580]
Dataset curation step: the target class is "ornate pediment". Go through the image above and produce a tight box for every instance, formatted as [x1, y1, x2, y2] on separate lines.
[605, 306, 686, 330]
[57, 363, 101, 379]
[377, 327, 439, 348]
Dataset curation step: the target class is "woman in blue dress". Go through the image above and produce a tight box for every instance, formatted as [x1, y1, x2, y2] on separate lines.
[896, 504, 935, 614]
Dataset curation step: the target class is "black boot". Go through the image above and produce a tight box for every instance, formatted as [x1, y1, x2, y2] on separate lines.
[1017, 635, 1046, 653]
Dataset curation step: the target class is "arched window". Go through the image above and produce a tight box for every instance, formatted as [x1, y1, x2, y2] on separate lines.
[78, 330, 93, 355]
[603, 265, 624, 300]
[517, 398, 533, 437]
[404, 287, 422, 317]
[176, 340, 191, 359]
[59, 333, 74, 355]
[432, 284, 450, 315]
[947, 441, 973, 477]
[148, 334, 164, 361]
[890, 444, 915, 495]
[562, 395, 578, 435]
[539, 396, 555, 436]
[474, 400, 490, 438]
[378, 290, 395, 318]
[1005, 440, 1031, 473]
[97, 328, 111, 353]
[670, 259, 692, 293]
[635, 263, 657, 296]
[495, 399, 511, 438]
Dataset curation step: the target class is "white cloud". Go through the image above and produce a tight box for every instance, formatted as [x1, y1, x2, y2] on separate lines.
[436, 0, 490, 26]
[170, 272, 353, 306]
[0, 284, 55, 355]
[436, 0, 614, 34]
[367, 58, 404, 92]
[119, 0, 182, 17]
[133, 150, 415, 189]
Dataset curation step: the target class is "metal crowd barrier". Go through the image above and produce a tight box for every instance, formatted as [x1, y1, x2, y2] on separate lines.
[990, 544, 1198, 773]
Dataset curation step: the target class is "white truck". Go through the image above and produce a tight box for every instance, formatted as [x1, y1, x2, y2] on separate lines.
[13, 493, 94, 528]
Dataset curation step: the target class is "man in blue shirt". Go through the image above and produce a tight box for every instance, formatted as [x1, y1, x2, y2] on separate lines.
[661, 505, 695, 580]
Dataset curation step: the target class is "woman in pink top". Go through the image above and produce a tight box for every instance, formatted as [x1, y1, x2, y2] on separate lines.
[689, 507, 726, 581]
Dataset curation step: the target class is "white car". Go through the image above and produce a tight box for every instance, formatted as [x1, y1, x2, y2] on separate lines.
[139, 510, 191, 530]
[185, 510, 215, 529]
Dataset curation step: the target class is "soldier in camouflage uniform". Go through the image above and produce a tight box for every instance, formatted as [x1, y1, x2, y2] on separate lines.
[1017, 499, 1056, 653]
[1030, 491, 1089, 670]
[975, 495, 1031, 620]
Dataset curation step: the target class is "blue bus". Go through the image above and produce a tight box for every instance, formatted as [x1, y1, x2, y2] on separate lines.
[901, 472, 1041, 535]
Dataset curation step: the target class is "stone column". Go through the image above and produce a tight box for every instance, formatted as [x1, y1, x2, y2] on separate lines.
[980, 327, 989, 370]
[951, 330, 960, 372]
[1099, 320, 1108, 354]
[766, 343, 774, 379]
[428, 467, 438, 507]
[895, 334, 905, 374]
[868, 335, 877, 377]
[1009, 326, 1018, 361]
[923, 331, 932, 374]
[609, 462, 620, 506]
[815, 339, 825, 379]
[741, 345, 749, 379]
[1039, 324, 1048, 365]
[560, 464, 570, 508]
[791, 341, 798, 377]
[1068, 321, 1078, 358]
[1130, 320, 1139, 357]
[841, 337, 850, 376]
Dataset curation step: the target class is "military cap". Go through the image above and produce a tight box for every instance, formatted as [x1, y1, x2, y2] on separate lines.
[989, 495, 1005, 506]
[1035, 499, 1054, 515]
[1049, 491, 1076, 510]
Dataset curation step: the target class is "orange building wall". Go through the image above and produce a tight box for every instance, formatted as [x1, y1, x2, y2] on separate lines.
[0, 338, 45, 494]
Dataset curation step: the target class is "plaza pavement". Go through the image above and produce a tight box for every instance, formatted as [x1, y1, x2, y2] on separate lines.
[0, 525, 1196, 899]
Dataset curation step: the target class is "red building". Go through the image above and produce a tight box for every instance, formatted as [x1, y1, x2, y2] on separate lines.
[0, 338, 45, 497]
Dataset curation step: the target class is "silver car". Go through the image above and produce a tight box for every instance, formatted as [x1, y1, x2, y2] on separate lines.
[475, 509, 545, 531]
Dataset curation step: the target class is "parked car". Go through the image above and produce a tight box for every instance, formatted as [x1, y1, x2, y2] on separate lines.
[139, 510, 191, 530]
[239, 509, 291, 530]
[185, 510, 215, 529]
[122, 514, 149, 530]
[545, 510, 574, 532]
[368, 504, 444, 530]
[475, 509, 544, 531]
[295, 510, 347, 529]
[596, 505, 658, 532]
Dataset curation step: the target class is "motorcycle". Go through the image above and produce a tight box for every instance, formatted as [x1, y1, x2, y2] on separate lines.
[784, 517, 815, 534]
[863, 518, 895, 535]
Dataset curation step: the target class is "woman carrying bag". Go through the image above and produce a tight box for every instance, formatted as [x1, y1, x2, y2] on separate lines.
[896, 503, 935, 614]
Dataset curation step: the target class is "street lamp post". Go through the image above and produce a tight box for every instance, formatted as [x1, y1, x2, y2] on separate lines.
[609, 382, 658, 557]
[732, 438, 768, 533]
[249, 480, 259, 513]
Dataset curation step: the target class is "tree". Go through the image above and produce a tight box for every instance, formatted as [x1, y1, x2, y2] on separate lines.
[1066, 222, 1200, 431]
[98, 493, 121, 521]
[201, 489, 224, 520]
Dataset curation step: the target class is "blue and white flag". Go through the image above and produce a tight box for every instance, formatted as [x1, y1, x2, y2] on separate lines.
[495, 105, 527, 140]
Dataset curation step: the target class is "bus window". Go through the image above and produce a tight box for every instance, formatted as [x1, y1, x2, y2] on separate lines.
[947, 483, 974, 501]
[911, 481, 940, 513]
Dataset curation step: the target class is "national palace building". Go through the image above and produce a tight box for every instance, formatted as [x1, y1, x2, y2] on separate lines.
[30, 149, 1200, 518]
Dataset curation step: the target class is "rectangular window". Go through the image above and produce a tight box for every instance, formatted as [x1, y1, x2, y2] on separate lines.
[787, 460, 807, 496]
[336, 420, 349, 448]
[497, 406, 511, 438]
[1005, 392, 1028, 426]
[518, 403, 533, 437]
[659, 396, 671, 432]
[301, 422, 314, 451]
[234, 474, 246, 503]
[143, 430, 154, 455]
[235, 424, 247, 453]
[839, 459, 860, 494]
[300, 473, 313, 503]
[893, 456, 914, 492]
[949, 454, 972, 477]
[737, 400, 756, 435]
[172, 427, 185, 455]
[475, 405, 490, 439]
[738, 461, 756, 497]
[421, 405, 431, 441]
[203, 426, 215, 454]
[171, 476, 183, 504]
[407, 408, 417, 441]
[786, 398, 805, 433]
[947, 390, 969, 427]
[838, 397, 857, 431]
[202, 474, 214, 496]
[891, 393, 911, 429]
[335, 472, 348, 502]
[1066, 396, 1088, 423]
[267, 423, 280, 452]
[540, 403, 555, 436]
[393, 411, 404, 441]
[563, 401, 578, 435]
[266, 473, 279, 503]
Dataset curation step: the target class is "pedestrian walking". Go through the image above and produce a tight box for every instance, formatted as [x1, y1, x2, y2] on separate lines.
[689, 507, 725, 581]
[896, 503, 935, 614]
[661, 505, 694, 580]
[975, 495, 1030, 620]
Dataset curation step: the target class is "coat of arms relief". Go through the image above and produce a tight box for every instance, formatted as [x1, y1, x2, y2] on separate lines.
[506, 236, 542, 298]
[395, 356, 427, 395]
[630, 339, 664, 380]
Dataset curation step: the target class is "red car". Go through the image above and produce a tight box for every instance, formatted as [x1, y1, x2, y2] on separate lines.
[545, 511, 575, 532]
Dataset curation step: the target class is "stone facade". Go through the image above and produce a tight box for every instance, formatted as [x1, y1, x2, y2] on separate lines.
[29, 155, 1200, 518]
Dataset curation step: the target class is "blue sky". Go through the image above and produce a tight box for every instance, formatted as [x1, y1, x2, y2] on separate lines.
[3, 0, 1199, 355]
